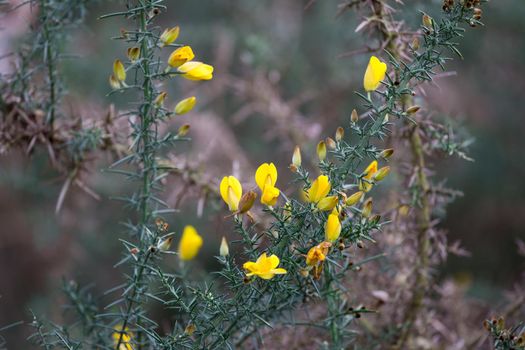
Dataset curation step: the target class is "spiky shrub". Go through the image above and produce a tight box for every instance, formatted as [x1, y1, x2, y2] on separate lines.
[0, 0, 506, 349]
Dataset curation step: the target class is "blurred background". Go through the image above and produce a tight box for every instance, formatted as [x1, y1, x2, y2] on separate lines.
[0, 0, 524, 347]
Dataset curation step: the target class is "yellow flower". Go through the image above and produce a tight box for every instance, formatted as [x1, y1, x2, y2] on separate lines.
[359, 160, 378, 192]
[178, 61, 214, 81]
[243, 253, 287, 280]
[178, 225, 203, 261]
[112, 325, 133, 350]
[168, 46, 195, 68]
[160, 26, 180, 47]
[220, 175, 243, 212]
[307, 175, 331, 204]
[317, 195, 338, 211]
[154, 91, 167, 107]
[255, 163, 280, 206]
[174, 96, 197, 115]
[325, 208, 341, 242]
[177, 124, 190, 136]
[127, 47, 140, 62]
[363, 56, 387, 92]
[113, 59, 126, 82]
[109, 74, 121, 89]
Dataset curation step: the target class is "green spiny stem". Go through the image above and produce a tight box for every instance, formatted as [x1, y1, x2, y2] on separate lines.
[40, 0, 57, 125]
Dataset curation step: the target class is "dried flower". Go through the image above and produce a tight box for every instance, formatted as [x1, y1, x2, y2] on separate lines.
[335, 127, 344, 141]
[127, 47, 140, 62]
[154, 91, 167, 107]
[160, 26, 180, 46]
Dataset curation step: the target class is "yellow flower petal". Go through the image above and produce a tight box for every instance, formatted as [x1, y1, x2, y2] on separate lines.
[178, 61, 214, 81]
[160, 26, 180, 47]
[363, 56, 387, 92]
[261, 185, 280, 206]
[317, 195, 338, 211]
[325, 209, 341, 242]
[244, 253, 286, 280]
[178, 225, 203, 261]
[219, 176, 242, 211]
[255, 163, 278, 191]
[308, 175, 331, 203]
[113, 59, 126, 82]
[168, 46, 195, 68]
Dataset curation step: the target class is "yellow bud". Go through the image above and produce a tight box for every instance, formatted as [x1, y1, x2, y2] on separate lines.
[157, 236, 173, 251]
[174, 96, 197, 115]
[362, 198, 373, 218]
[345, 191, 364, 206]
[422, 14, 433, 28]
[113, 59, 126, 82]
[379, 148, 394, 159]
[292, 146, 302, 168]
[127, 47, 140, 62]
[406, 105, 421, 115]
[109, 74, 120, 89]
[178, 124, 190, 136]
[160, 26, 180, 46]
[351, 109, 359, 123]
[317, 141, 327, 161]
[411, 37, 420, 51]
[220, 236, 229, 257]
[325, 137, 336, 150]
[373, 166, 391, 182]
[154, 92, 167, 107]
[335, 127, 344, 142]
[317, 195, 338, 211]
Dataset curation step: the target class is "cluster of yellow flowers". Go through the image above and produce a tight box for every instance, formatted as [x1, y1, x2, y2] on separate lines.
[215, 55, 390, 282]
[109, 25, 215, 118]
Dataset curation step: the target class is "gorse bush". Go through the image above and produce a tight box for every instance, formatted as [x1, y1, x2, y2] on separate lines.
[1, 0, 524, 349]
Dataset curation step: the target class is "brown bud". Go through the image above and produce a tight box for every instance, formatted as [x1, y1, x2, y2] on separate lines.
[237, 190, 257, 214]
[379, 148, 394, 159]
[325, 137, 336, 150]
[351, 109, 359, 123]
[335, 127, 344, 141]
[406, 105, 421, 115]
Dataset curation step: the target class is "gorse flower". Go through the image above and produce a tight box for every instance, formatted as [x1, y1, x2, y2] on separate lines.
[127, 47, 140, 62]
[174, 96, 197, 115]
[306, 241, 331, 266]
[159, 26, 180, 47]
[178, 225, 203, 261]
[112, 325, 133, 350]
[177, 61, 214, 81]
[325, 208, 342, 242]
[307, 175, 338, 211]
[243, 253, 287, 280]
[220, 176, 242, 212]
[345, 191, 364, 206]
[255, 163, 280, 206]
[168, 46, 195, 67]
[363, 55, 387, 92]
[113, 59, 126, 82]
[359, 160, 378, 192]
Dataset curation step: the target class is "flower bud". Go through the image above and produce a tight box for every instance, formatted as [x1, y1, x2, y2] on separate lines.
[184, 323, 196, 336]
[174, 96, 197, 115]
[157, 236, 173, 251]
[220, 236, 229, 257]
[345, 191, 364, 206]
[127, 47, 140, 62]
[335, 127, 344, 142]
[160, 26, 180, 47]
[398, 204, 410, 216]
[178, 124, 190, 136]
[154, 91, 167, 107]
[351, 109, 359, 123]
[422, 14, 433, 28]
[362, 198, 373, 218]
[292, 146, 302, 167]
[379, 148, 394, 159]
[411, 37, 420, 51]
[373, 166, 391, 181]
[325, 137, 336, 150]
[113, 59, 126, 82]
[406, 105, 421, 115]
[317, 141, 327, 161]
